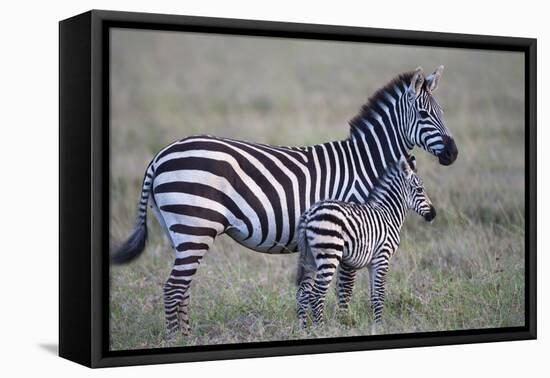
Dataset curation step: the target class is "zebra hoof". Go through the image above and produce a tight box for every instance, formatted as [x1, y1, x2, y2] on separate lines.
[311, 320, 324, 329]
[298, 318, 309, 329]
[166, 322, 180, 341]
[166, 330, 179, 341]
[370, 323, 377, 335]
[337, 310, 356, 326]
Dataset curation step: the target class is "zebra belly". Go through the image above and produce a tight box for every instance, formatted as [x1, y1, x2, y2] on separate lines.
[343, 249, 373, 270]
[153, 186, 300, 254]
[341, 221, 377, 269]
[225, 226, 298, 254]
[151, 137, 310, 255]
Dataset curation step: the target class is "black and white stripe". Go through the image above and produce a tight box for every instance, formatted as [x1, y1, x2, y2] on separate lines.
[295, 156, 436, 329]
[111, 67, 457, 336]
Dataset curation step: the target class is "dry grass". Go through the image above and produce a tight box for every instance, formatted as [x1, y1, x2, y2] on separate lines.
[109, 29, 525, 350]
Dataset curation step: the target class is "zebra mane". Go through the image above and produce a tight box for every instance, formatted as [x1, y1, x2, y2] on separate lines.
[348, 71, 416, 139]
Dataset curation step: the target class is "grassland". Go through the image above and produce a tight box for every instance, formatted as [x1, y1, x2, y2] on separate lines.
[109, 29, 525, 350]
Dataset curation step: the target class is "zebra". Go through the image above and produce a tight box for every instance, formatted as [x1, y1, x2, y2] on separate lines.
[295, 155, 435, 330]
[111, 66, 457, 337]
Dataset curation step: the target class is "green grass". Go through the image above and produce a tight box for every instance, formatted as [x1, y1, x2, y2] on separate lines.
[109, 29, 525, 350]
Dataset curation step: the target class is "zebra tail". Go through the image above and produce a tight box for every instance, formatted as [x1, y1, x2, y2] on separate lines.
[111, 163, 154, 264]
[295, 211, 316, 286]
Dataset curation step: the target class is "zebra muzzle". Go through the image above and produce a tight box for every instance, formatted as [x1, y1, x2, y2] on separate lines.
[438, 135, 458, 166]
[424, 206, 436, 222]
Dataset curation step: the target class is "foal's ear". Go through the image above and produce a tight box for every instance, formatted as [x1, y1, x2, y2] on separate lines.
[425, 65, 444, 93]
[408, 67, 425, 99]
[407, 155, 418, 172]
[399, 156, 413, 178]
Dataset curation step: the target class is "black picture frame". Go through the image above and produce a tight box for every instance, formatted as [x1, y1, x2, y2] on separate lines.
[59, 9, 537, 368]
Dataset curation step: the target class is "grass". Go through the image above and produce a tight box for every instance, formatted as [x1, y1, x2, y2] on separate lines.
[109, 29, 525, 350]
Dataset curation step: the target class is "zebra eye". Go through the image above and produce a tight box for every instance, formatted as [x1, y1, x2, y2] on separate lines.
[419, 110, 430, 118]
[415, 187, 423, 194]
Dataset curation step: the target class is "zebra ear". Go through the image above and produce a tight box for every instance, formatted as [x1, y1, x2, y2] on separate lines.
[409, 67, 425, 99]
[408, 155, 417, 172]
[400, 156, 413, 177]
[426, 65, 444, 93]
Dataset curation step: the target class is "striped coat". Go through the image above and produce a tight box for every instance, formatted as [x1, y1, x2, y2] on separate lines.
[112, 66, 457, 336]
[296, 156, 435, 328]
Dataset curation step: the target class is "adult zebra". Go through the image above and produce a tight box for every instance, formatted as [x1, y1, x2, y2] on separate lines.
[111, 66, 458, 336]
[296, 155, 435, 330]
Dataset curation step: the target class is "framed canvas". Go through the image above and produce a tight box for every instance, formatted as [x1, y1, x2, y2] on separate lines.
[59, 9, 537, 368]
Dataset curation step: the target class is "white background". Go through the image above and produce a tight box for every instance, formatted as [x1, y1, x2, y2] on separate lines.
[0, 0, 547, 375]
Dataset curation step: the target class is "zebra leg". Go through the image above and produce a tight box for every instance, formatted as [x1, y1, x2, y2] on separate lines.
[164, 234, 214, 338]
[163, 279, 186, 338]
[296, 273, 315, 328]
[369, 261, 389, 334]
[310, 258, 340, 326]
[335, 264, 357, 325]
[177, 291, 191, 336]
[336, 264, 357, 311]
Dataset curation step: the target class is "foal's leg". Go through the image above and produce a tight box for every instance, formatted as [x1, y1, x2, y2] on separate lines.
[296, 272, 315, 328]
[335, 264, 357, 325]
[336, 263, 358, 311]
[309, 245, 343, 326]
[368, 256, 390, 335]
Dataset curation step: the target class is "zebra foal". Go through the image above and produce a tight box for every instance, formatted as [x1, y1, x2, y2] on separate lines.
[296, 155, 435, 330]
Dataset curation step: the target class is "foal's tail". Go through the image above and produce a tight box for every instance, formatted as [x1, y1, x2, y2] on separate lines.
[111, 162, 155, 264]
[295, 210, 316, 286]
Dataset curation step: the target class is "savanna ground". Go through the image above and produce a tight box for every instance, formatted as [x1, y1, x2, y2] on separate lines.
[109, 29, 525, 350]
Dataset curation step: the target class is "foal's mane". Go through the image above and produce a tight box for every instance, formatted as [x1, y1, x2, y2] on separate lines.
[365, 160, 403, 206]
[366, 154, 417, 207]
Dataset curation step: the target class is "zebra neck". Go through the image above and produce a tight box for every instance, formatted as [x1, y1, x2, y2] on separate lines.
[348, 80, 414, 165]
[367, 174, 408, 227]
[308, 139, 357, 202]
[345, 133, 410, 203]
